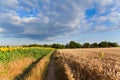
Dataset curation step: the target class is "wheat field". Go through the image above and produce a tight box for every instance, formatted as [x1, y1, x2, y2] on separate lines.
[47, 48, 120, 80]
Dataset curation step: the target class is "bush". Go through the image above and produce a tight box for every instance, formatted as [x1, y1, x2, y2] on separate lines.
[66, 41, 81, 48]
[82, 43, 90, 48]
[90, 43, 99, 48]
[52, 44, 65, 49]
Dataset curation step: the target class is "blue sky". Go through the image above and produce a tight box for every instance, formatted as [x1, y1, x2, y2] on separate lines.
[0, 0, 120, 45]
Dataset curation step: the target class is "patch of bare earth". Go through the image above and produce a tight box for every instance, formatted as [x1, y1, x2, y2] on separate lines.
[45, 51, 69, 80]
[44, 55, 56, 80]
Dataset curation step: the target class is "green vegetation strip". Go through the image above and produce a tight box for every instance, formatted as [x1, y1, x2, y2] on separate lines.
[0, 48, 53, 63]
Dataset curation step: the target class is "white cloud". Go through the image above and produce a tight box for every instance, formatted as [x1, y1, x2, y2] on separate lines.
[96, 0, 113, 7]
[45, 37, 54, 41]
[109, 12, 120, 25]
[0, 27, 6, 32]
[0, 0, 18, 9]
[95, 26, 107, 31]
[22, 17, 39, 23]
[95, 0, 113, 13]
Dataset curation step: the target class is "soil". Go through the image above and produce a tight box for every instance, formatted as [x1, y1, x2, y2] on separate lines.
[44, 57, 56, 80]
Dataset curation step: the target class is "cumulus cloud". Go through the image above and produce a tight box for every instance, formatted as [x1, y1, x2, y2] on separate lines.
[0, 0, 18, 11]
[0, 27, 6, 32]
[0, 0, 120, 41]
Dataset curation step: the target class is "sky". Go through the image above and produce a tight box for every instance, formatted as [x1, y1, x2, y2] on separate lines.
[0, 0, 120, 45]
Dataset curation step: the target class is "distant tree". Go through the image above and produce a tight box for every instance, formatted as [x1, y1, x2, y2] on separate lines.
[82, 43, 90, 48]
[98, 41, 119, 47]
[112, 42, 119, 47]
[52, 44, 65, 49]
[108, 42, 119, 47]
[99, 41, 109, 47]
[90, 43, 99, 48]
[66, 41, 81, 48]
[65, 44, 69, 48]
[43, 44, 52, 47]
[43, 44, 47, 47]
[61, 44, 65, 48]
[22, 45, 28, 47]
[21, 41, 119, 49]
[28, 44, 42, 47]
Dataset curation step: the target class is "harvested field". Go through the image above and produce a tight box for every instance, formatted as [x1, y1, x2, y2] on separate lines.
[46, 48, 120, 80]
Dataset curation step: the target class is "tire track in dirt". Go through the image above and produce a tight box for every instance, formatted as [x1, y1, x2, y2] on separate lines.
[45, 50, 69, 80]
[44, 56, 56, 80]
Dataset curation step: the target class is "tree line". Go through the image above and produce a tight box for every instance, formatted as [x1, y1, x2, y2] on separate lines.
[21, 41, 119, 49]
